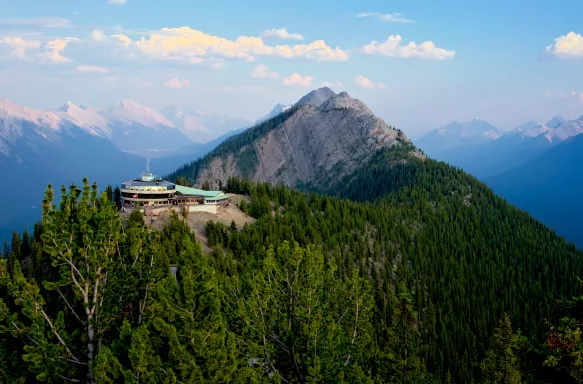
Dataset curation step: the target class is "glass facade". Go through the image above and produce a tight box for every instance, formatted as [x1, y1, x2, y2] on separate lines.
[121, 184, 175, 192]
[121, 192, 173, 199]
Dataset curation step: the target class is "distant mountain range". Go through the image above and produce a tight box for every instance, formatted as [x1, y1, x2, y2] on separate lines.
[415, 114, 583, 248]
[415, 115, 583, 179]
[0, 98, 261, 241]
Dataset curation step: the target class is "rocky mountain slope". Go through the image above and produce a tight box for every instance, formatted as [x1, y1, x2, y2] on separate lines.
[168, 90, 420, 188]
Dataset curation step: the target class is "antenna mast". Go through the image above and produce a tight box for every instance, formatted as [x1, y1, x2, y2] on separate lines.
[146, 155, 150, 174]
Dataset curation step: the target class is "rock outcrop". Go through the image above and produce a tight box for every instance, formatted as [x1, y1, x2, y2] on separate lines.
[187, 91, 418, 188]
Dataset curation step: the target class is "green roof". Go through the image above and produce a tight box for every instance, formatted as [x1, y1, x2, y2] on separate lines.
[174, 185, 223, 198]
[205, 195, 230, 201]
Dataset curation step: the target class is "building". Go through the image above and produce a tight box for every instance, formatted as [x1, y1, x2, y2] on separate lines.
[121, 160, 230, 214]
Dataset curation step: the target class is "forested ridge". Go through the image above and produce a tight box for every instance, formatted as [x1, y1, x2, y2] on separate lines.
[1, 145, 583, 383]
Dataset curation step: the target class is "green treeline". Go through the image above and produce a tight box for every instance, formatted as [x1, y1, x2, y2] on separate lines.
[1, 145, 583, 383]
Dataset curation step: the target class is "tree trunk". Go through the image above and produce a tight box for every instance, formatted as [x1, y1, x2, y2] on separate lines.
[87, 316, 95, 383]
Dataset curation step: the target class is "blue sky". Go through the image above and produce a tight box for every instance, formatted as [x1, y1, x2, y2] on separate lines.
[1, 0, 583, 138]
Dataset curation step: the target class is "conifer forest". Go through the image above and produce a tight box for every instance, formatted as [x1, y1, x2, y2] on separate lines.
[2, 149, 583, 383]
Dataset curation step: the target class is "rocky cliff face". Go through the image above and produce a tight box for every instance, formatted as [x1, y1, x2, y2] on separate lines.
[185, 91, 420, 188]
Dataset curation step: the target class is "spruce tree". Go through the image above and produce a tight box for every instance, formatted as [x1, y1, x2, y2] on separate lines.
[480, 314, 524, 384]
[114, 186, 122, 210]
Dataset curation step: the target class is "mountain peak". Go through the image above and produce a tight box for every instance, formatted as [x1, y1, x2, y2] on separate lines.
[515, 120, 539, 132]
[255, 103, 293, 125]
[296, 87, 337, 108]
[59, 101, 80, 112]
[107, 99, 174, 128]
[171, 89, 410, 189]
[320, 91, 372, 115]
[546, 115, 565, 128]
[0, 98, 60, 130]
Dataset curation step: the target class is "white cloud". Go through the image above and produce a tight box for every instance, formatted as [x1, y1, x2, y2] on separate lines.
[545, 32, 583, 59]
[0, 17, 72, 28]
[321, 80, 343, 87]
[75, 65, 109, 73]
[251, 64, 279, 78]
[283, 73, 313, 87]
[261, 28, 304, 40]
[91, 29, 108, 42]
[356, 75, 385, 89]
[0, 37, 41, 59]
[108, 0, 127, 4]
[361, 35, 455, 60]
[545, 90, 583, 100]
[164, 78, 189, 88]
[111, 33, 132, 48]
[357, 12, 414, 23]
[44, 37, 79, 63]
[115, 27, 349, 65]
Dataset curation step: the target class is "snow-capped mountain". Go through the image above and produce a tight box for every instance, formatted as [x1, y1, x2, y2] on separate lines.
[161, 105, 252, 143]
[0, 97, 253, 242]
[104, 99, 175, 130]
[0, 99, 60, 142]
[54, 101, 112, 138]
[255, 103, 293, 125]
[541, 116, 583, 143]
[0, 99, 148, 242]
[97, 100, 189, 152]
[0, 98, 193, 153]
[510, 116, 566, 139]
[415, 114, 583, 180]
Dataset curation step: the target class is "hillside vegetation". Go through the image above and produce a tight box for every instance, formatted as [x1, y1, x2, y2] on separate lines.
[2, 139, 583, 382]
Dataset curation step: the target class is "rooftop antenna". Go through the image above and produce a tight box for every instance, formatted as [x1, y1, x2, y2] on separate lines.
[141, 152, 155, 182]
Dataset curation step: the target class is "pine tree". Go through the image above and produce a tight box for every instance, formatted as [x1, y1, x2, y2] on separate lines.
[105, 185, 114, 203]
[229, 241, 376, 382]
[2, 239, 9, 260]
[480, 314, 524, 384]
[378, 286, 431, 384]
[10, 231, 21, 271]
[37, 179, 123, 382]
[20, 229, 31, 262]
[114, 186, 122, 210]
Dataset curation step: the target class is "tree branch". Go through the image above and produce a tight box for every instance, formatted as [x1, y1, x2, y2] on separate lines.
[40, 307, 81, 363]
